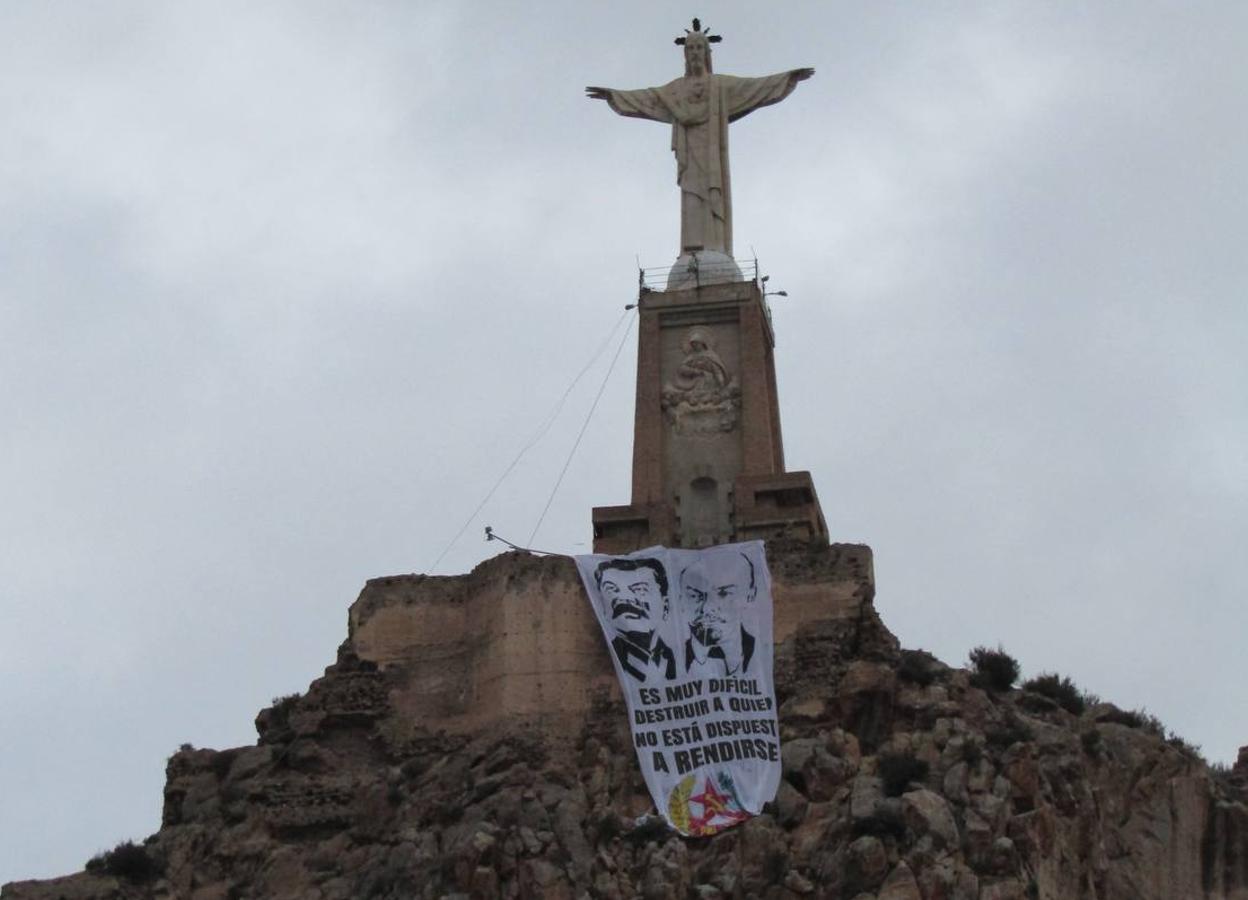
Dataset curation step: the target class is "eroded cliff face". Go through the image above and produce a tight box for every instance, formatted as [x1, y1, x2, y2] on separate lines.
[4, 543, 1246, 900]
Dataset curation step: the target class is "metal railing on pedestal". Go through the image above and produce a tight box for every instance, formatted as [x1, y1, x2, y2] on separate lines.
[637, 256, 760, 294]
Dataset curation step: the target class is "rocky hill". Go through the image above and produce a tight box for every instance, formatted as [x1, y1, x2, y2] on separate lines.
[5, 542, 1247, 899]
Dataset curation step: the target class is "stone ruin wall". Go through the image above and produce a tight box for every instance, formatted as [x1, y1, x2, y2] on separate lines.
[346, 542, 875, 735]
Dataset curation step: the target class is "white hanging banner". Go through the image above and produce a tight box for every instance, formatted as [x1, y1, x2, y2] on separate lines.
[575, 541, 780, 836]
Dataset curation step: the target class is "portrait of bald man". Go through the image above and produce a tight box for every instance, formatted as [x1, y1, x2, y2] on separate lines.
[678, 551, 758, 677]
[593, 557, 678, 683]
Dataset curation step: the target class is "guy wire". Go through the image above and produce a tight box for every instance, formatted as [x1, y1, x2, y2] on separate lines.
[427, 307, 633, 573]
[527, 311, 637, 547]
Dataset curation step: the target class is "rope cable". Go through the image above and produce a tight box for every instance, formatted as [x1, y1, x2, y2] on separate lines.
[427, 307, 632, 573]
[527, 312, 636, 547]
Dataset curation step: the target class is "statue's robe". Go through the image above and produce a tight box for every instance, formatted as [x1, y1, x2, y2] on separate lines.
[601, 71, 803, 257]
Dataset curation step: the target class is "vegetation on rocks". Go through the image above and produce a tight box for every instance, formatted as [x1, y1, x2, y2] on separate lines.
[878, 752, 929, 797]
[84, 841, 161, 884]
[897, 649, 940, 687]
[968, 644, 1020, 692]
[1021, 672, 1087, 715]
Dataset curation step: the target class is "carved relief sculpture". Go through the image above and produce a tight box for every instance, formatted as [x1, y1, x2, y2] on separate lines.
[662, 327, 741, 435]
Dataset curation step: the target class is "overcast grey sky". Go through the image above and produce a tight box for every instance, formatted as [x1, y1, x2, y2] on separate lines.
[2, 1, 1245, 884]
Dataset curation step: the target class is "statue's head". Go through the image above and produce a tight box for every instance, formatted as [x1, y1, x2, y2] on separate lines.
[684, 326, 715, 354]
[675, 18, 720, 76]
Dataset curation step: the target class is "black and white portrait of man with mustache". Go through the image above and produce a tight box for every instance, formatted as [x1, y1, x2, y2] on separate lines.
[593, 557, 678, 683]
[679, 550, 758, 677]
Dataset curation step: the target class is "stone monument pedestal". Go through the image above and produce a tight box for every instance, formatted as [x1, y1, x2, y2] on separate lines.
[592, 277, 827, 553]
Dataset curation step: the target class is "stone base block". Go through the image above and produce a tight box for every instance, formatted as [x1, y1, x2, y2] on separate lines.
[591, 472, 827, 553]
[734, 470, 828, 543]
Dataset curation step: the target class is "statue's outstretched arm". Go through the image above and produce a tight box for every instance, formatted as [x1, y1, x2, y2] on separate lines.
[584, 85, 673, 123]
[725, 68, 814, 122]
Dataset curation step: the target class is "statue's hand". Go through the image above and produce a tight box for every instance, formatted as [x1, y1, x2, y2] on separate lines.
[791, 68, 815, 82]
[585, 86, 612, 101]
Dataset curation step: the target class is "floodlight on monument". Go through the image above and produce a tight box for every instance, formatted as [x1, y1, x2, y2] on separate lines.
[761, 277, 788, 298]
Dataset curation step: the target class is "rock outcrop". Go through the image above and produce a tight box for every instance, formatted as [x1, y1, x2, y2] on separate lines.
[5, 542, 1246, 899]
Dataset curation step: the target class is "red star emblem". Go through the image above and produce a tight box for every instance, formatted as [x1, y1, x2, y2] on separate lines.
[688, 777, 749, 835]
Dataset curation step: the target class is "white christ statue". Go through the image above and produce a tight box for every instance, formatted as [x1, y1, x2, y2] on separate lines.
[587, 20, 813, 288]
